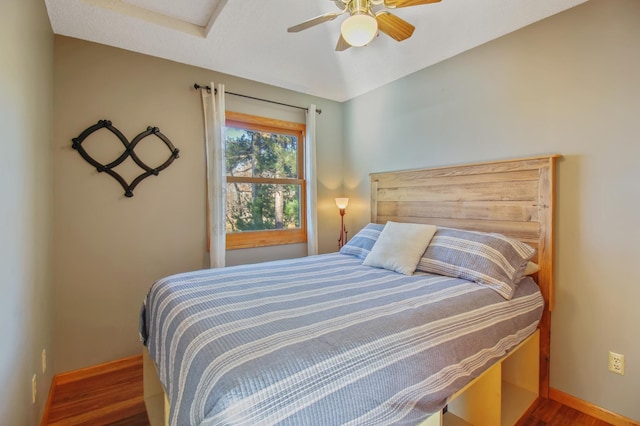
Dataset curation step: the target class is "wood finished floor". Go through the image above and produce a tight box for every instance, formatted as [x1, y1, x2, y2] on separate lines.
[45, 361, 612, 426]
[45, 358, 149, 426]
[516, 398, 612, 426]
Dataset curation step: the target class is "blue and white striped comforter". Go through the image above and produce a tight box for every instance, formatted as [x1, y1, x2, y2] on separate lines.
[140, 253, 543, 426]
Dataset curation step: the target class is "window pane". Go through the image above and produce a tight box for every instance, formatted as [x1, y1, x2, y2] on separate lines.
[226, 182, 301, 232]
[225, 127, 299, 179]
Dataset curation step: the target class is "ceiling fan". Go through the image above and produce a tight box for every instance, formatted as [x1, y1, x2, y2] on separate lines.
[288, 0, 442, 51]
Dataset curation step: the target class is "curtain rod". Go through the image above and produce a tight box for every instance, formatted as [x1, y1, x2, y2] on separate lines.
[194, 84, 321, 115]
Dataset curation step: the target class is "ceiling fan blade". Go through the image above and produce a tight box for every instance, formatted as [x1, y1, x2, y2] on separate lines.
[376, 11, 415, 42]
[287, 12, 341, 33]
[384, 0, 441, 9]
[335, 34, 351, 51]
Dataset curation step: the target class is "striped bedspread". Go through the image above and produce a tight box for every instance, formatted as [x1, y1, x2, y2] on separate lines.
[140, 253, 543, 426]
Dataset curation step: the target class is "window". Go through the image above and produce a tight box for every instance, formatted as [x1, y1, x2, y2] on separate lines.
[225, 111, 306, 249]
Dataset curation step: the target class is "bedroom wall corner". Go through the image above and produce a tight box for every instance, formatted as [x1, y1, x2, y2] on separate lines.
[0, 0, 55, 424]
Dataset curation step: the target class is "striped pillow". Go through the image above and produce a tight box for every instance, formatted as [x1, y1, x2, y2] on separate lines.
[417, 227, 535, 299]
[339, 223, 385, 259]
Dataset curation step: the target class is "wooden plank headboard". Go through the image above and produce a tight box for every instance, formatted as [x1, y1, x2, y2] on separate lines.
[369, 155, 559, 397]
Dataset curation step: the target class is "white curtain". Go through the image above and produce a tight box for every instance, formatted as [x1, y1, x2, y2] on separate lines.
[201, 82, 226, 268]
[305, 104, 318, 255]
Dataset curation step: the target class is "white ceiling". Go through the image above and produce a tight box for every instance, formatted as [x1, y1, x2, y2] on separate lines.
[45, 0, 589, 102]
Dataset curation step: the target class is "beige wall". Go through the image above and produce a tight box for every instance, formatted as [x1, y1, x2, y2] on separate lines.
[52, 36, 344, 373]
[343, 0, 640, 420]
[0, 0, 54, 423]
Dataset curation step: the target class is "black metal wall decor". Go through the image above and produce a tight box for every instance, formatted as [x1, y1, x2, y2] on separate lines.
[71, 120, 179, 197]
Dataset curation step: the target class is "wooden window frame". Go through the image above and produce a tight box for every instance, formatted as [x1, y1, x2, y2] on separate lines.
[225, 111, 307, 250]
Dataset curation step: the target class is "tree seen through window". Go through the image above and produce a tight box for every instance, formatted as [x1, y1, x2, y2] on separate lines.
[224, 112, 306, 249]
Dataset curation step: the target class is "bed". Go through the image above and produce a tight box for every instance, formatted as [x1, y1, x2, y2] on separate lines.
[141, 155, 558, 426]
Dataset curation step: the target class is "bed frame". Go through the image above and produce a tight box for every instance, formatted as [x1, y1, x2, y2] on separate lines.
[371, 155, 559, 425]
[143, 155, 559, 426]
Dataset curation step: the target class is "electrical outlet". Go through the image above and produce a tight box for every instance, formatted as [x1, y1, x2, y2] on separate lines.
[42, 349, 46, 374]
[31, 374, 37, 404]
[608, 351, 625, 375]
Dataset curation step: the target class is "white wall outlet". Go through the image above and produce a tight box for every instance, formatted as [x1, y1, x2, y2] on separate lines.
[42, 349, 46, 374]
[31, 374, 37, 404]
[608, 351, 625, 375]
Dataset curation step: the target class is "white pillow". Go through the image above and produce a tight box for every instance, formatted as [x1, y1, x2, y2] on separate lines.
[363, 221, 437, 275]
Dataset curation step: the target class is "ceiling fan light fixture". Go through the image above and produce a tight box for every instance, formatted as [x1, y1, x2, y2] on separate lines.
[340, 13, 378, 47]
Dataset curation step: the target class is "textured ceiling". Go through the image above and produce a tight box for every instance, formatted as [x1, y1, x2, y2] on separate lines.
[45, 0, 589, 102]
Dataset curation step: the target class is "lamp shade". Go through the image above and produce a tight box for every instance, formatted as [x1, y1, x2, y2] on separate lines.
[340, 13, 378, 47]
[335, 198, 349, 210]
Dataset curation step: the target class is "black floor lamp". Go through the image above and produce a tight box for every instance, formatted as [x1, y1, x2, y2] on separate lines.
[336, 197, 349, 249]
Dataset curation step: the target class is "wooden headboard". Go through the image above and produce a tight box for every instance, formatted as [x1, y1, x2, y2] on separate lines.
[370, 155, 559, 397]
